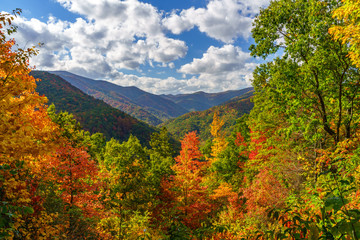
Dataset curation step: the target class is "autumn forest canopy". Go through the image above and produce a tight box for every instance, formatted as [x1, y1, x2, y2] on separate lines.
[2, 0, 360, 239]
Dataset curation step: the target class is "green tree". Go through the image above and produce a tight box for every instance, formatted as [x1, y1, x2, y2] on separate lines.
[99, 136, 154, 239]
[242, 0, 360, 238]
[147, 127, 175, 195]
[250, 0, 360, 145]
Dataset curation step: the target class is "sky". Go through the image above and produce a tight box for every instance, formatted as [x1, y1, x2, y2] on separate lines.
[2, 0, 270, 94]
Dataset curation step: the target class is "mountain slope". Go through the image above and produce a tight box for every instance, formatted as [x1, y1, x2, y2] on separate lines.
[161, 87, 254, 112]
[161, 91, 254, 142]
[32, 71, 155, 144]
[50, 71, 188, 125]
[49, 71, 254, 125]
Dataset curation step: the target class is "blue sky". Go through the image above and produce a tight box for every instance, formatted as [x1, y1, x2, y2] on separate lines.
[3, 0, 269, 94]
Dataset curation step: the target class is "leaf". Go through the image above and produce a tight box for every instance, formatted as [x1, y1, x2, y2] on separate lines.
[325, 196, 346, 212]
[22, 206, 34, 214]
[347, 209, 360, 220]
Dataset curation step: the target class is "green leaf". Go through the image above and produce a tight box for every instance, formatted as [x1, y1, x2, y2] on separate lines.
[347, 209, 360, 220]
[22, 206, 34, 214]
[324, 196, 346, 212]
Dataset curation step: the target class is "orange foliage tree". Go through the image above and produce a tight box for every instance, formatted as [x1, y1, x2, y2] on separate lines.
[168, 131, 212, 231]
[44, 143, 100, 238]
[0, 10, 61, 239]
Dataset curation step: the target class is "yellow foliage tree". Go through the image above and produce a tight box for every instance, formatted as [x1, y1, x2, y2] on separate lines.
[0, 11, 60, 239]
[330, 0, 360, 68]
[210, 112, 228, 163]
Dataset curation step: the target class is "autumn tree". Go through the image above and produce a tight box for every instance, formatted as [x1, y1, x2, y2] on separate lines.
[0, 10, 62, 238]
[167, 131, 212, 233]
[210, 112, 227, 162]
[330, 0, 360, 68]
[43, 144, 100, 239]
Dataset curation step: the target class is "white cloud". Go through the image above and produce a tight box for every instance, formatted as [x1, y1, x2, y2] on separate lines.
[7, 0, 265, 94]
[106, 45, 256, 94]
[179, 45, 250, 74]
[163, 0, 269, 43]
[178, 45, 257, 92]
[12, 0, 187, 75]
[162, 9, 194, 34]
[168, 62, 175, 69]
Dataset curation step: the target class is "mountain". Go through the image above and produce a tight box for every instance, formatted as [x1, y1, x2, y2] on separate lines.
[161, 91, 254, 142]
[161, 87, 254, 112]
[32, 71, 156, 144]
[49, 71, 254, 125]
[49, 71, 188, 125]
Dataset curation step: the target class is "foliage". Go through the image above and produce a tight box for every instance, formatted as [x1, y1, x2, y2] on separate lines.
[250, 0, 360, 145]
[4, 1, 360, 239]
[33, 71, 156, 144]
[330, 0, 360, 68]
[162, 92, 254, 143]
[0, 10, 63, 239]
[163, 131, 213, 234]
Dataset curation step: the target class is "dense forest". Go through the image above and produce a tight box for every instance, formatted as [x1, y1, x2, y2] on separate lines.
[161, 91, 254, 142]
[2, 0, 360, 239]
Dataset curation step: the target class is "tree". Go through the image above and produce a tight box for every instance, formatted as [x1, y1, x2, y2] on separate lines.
[330, 0, 360, 68]
[211, 115, 249, 187]
[210, 112, 228, 163]
[169, 131, 212, 230]
[99, 136, 154, 239]
[250, 0, 360, 145]
[147, 127, 175, 203]
[44, 144, 100, 239]
[0, 10, 64, 239]
[242, 0, 360, 237]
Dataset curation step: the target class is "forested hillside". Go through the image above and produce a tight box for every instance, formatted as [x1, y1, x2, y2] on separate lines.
[2, 1, 360, 239]
[32, 71, 155, 144]
[162, 91, 253, 142]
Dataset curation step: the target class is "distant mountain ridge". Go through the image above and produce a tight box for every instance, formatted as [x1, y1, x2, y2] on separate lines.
[50, 71, 187, 125]
[32, 71, 156, 144]
[49, 71, 254, 125]
[161, 87, 254, 112]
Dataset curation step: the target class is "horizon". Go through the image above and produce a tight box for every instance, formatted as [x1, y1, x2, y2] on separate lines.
[35, 69, 254, 96]
[3, 0, 270, 94]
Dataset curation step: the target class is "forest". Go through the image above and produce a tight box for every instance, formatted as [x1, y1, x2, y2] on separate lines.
[1, 0, 360, 239]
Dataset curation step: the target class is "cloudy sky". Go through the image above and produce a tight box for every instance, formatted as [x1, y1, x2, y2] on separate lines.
[3, 0, 269, 94]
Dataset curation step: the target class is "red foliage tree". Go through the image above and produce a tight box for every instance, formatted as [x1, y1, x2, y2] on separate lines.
[44, 143, 101, 238]
[169, 131, 212, 229]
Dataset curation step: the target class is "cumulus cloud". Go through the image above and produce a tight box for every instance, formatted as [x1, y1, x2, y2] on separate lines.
[106, 44, 256, 94]
[12, 0, 187, 76]
[178, 45, 257, 92]
[179, 45, 250, 74]
[8, 0, 265, 94]
[104, 43, 257, 94]
[163, 0, 269, 43]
